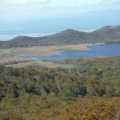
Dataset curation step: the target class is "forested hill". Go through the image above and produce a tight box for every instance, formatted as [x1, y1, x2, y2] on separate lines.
[0, 57, 120, 119]
[0, 25, 120, 48]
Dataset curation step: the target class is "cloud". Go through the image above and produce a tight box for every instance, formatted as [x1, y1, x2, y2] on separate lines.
[0, 0, 120, 10]
[0, 0, 51, 7]
[0, 0, 120, 22]
[46, 0, 120, 12]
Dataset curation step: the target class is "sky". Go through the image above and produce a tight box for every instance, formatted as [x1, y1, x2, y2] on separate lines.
[0, 0, 120, 38]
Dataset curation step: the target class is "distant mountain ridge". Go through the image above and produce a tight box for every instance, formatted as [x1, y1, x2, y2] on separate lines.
[0, 25, 120, 48]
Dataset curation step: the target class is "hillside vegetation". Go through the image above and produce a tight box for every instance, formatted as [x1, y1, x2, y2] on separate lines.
[0, 57, 120, 120]
[0, 25, 120, 48]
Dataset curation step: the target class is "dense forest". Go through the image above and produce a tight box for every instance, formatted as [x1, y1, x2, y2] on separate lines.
[0, 25, 120, 48]
[0, 57, 120, 120]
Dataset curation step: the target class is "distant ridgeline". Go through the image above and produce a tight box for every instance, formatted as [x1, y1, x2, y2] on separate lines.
[0, 25, 120, 48]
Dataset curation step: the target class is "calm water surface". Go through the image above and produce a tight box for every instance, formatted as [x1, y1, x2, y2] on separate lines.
[23, 43, 120, 60]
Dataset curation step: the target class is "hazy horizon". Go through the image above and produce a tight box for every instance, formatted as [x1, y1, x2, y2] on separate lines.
[0, 0, 120, 39]
[0, 28, 97, 41]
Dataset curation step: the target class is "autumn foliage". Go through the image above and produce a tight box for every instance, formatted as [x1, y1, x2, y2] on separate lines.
[0, 57, 120, 120]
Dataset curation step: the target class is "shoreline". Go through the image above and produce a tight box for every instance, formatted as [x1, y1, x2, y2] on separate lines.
[0, 44, 91, 56]
[24, 44, 91, 55]
[0, 43, 107, 59]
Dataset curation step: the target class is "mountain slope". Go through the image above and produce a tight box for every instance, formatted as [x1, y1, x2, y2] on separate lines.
[0, 25, 120, 48]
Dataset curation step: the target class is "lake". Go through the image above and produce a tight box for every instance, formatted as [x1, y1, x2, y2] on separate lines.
[23, 43, 120, 60]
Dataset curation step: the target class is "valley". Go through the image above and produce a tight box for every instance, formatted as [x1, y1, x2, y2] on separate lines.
[0, 25, 120, 120]
[1, 0, 120, 119]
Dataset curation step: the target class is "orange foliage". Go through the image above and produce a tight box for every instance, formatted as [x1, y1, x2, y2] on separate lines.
[54, 97, 120, 120]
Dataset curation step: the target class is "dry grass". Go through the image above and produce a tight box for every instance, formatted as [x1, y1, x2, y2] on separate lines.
[0, 44, 90, 68]
[22, 44, 90, 55]
[0, 44, 90, 56]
